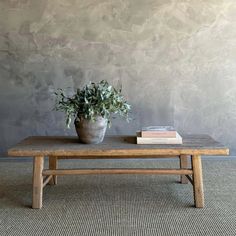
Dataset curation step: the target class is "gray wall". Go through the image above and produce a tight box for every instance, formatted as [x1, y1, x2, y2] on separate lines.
[0, 0, 236, 156]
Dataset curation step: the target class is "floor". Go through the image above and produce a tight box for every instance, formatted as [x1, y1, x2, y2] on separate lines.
[0, 157, 235, 236]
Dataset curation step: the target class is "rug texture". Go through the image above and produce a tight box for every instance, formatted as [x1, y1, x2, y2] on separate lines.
[0, 158, 235, 236]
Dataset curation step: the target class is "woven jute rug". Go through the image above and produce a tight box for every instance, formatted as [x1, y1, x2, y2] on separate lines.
[0, 158, 235, 236]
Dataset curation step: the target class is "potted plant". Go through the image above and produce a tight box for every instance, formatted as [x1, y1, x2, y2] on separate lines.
[55, 80, 131, 144]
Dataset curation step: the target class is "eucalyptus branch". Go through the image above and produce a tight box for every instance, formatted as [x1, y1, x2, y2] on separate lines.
[55, 80, 131, 128]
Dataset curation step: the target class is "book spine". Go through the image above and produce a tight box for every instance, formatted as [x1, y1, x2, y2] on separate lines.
[141, 131, 176, 138]
[137, 138, 182, 145]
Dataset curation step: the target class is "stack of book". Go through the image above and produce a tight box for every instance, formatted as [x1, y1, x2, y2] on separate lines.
[136, 126, 182, 144]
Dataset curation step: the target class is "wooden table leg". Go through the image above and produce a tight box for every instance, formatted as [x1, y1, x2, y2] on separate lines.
[49, 156, 58, 185]
[179, 155, 189, 184]
[32, 156, 44, 209]
[191, 155, 204, 208]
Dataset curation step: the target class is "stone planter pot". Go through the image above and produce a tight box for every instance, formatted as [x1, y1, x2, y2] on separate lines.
[74, 116, 108, 144]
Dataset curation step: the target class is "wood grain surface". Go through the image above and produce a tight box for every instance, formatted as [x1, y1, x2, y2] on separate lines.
[8, 135, 229, 157]
[42, 168, 193, 176]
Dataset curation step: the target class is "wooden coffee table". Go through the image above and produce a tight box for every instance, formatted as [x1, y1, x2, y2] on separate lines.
[8, 135, 229, 209]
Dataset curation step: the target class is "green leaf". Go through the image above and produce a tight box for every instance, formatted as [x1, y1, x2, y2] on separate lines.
[54, 80, 131, 128]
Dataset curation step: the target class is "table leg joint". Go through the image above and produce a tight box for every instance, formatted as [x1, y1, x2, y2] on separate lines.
[185, 175, 193, 185]
[43, 175, 53, 188]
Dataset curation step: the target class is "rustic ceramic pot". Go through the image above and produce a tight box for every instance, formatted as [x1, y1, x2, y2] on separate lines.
[74, 116, 108, 144]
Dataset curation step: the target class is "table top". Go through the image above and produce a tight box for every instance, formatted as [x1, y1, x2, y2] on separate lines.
[7, 135, 229, 157]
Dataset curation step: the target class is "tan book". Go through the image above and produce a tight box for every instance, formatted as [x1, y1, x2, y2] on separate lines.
[140, 126, 176, 138]
[137, 132, 182, 145]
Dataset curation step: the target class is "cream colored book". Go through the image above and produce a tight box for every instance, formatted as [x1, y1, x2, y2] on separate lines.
[136, 132, 182, 144]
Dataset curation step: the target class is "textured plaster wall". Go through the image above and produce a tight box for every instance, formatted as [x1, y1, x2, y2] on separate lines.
[0, 0, 236, 155]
